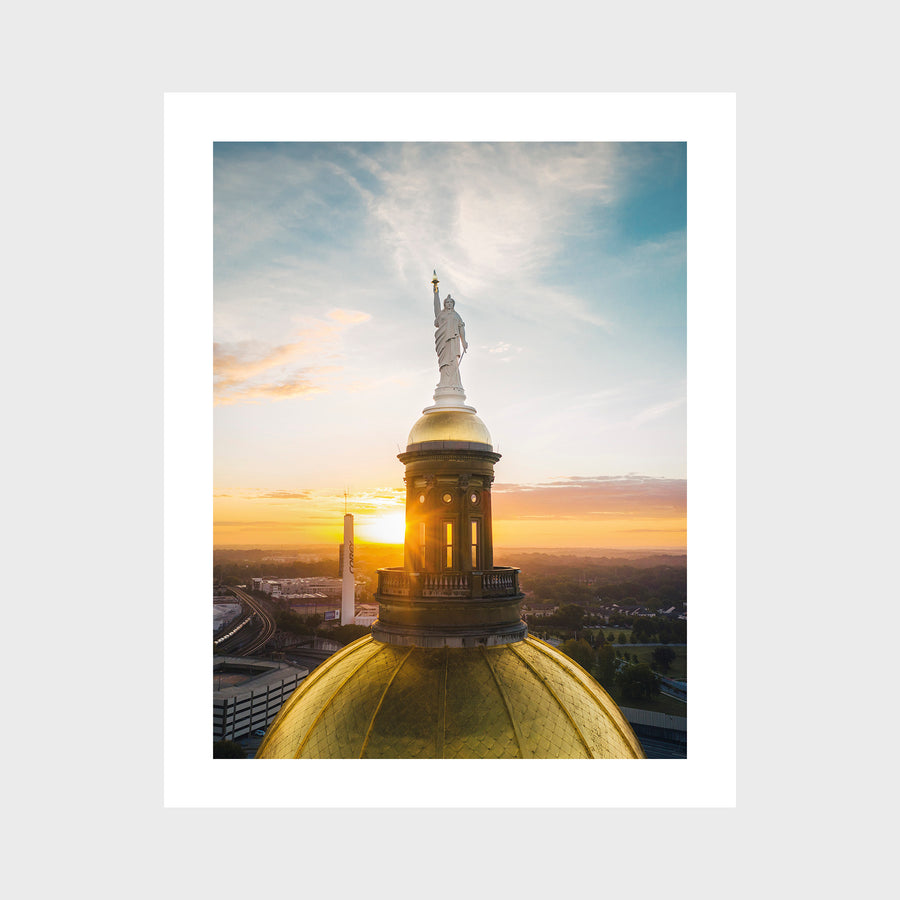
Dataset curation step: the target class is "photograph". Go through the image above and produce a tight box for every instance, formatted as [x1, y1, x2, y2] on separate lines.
[210, 141, 687, 760]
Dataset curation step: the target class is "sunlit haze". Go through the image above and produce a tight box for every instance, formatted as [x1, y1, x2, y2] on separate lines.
[214, 142, 686, 550]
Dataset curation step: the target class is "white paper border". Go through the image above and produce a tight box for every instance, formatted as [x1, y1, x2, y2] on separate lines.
[164, 92, 735, 807]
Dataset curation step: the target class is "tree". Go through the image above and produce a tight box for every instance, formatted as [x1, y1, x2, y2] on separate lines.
[617, 663, 661, 701]
[213, 740, 246, 759]
[325, 624, 370, 646]
[559, 638, 595, 671]
[594, 642, 617, 688]
[556, 604, 586, 629]
[274, 609, 317, 636]
[617, 632, 627, 644]
[652, 646, 677, 672]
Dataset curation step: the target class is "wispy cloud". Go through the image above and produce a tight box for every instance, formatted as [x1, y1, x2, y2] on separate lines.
[338, 143, 618, 327]
[214, 363, 327, 406]
[621, 528, 687, 534]
[213, 311, 369, 405]
[221, 486, 405, 512]
[630, 395, 686, 427]
[342, 487, 406, 516]
[327, 308, 371, 325]
[481, 340, 525, 364]
[214, 337, 317, 386]
[214, 518, 335, 529]
[251, 490, 314, 500]
[492, 475, 686, 518]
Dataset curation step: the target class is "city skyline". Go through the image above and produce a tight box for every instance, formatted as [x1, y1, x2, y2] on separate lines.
[214, 141, 686, 549]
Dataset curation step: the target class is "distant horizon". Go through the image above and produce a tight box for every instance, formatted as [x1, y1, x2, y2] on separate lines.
[213, 541, 687, 554]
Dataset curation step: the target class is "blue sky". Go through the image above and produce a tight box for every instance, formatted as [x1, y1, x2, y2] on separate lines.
[213, 141, 686, 548]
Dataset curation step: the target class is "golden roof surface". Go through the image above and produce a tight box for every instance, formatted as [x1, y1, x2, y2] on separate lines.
[407, 409, 492, 448]
[256, 635, 645, 759]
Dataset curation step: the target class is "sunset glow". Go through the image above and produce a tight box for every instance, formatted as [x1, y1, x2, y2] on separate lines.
[358, 512, 407, 545]
[214, 142, 686, 550]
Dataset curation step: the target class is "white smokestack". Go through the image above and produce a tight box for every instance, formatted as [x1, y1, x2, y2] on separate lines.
[341, 513, 354, 624]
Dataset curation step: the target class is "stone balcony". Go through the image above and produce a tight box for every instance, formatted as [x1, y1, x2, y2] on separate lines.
[376, 567, 520, 600]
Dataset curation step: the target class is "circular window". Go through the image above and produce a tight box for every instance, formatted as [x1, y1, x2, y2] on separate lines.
[469, 492, 479, 505]
[442, 492, 453, 504]
[418, 494, 426, 504]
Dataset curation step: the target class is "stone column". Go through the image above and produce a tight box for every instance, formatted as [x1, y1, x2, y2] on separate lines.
[483, 476, 494, 571]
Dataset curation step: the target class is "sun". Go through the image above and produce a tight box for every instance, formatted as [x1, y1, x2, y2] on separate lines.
[361, 512, 406, 545]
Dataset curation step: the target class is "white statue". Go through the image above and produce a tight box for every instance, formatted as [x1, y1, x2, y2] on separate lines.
[432, 272, 468, 388]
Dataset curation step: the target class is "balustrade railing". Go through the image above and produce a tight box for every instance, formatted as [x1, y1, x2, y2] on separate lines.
[376, 567, 520, 599]
[482, 569, 518, 597]
[422, 572, 470, 597]
[379, 570, 410, 596]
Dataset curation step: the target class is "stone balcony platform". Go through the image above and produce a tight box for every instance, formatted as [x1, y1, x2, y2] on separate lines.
[376, 566, 520, 600]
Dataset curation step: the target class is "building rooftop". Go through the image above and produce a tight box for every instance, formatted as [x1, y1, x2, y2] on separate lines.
[213, 657, 309, 700]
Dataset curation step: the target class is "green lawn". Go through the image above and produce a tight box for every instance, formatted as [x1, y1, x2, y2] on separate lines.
[610, 688, 687, 717]
[623, 645, 687, 682]
[594, 644, 687, 716]
[585, 626, 633, 642]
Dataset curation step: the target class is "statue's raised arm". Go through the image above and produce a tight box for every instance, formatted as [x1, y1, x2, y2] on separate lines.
[433, 271, 441, 323]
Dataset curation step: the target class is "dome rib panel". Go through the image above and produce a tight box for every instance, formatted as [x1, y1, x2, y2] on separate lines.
[480, 646, 528, 759]
[489, 641, 588, 758]
[362, 645, 449, 757]
[256, 636, 383, 759]
[301, 640, 412, 758]
[436, 649, 449, 758]
[523, 637, 644, 758]
[506, 640, 594, 758]
[358, 646, 415, 758]
[442, 647, 519, 758]
[293, 640, 390, 758]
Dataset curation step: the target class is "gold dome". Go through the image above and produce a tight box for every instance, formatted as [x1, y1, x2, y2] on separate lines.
[407, 409, 492, 448]
[256, 635, 644, 759]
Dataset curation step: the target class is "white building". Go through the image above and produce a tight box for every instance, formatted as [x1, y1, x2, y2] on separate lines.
[354, 604, 379, 627]
[252, 576, 353, 599]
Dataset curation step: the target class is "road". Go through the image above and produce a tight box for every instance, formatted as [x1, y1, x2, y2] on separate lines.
[217, 586, 278, 656]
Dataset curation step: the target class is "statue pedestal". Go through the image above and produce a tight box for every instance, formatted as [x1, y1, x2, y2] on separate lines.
[431, 384, 468, 408]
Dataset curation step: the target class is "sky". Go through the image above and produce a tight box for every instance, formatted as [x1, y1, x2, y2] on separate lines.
[213, 142, 686, 549]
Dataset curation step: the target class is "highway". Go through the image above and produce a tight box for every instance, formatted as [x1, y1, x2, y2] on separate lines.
[217, 586, 278, 656]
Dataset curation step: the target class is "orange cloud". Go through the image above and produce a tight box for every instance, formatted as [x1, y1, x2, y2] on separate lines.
[214, 309, 371, 405]
[214, 338, 315, 385]
[489, 476, 686, 549]
[213, 334, 332, 404]
[251, 490, 314, 500]
[216, 377, 326, 405]
[492, 476, 686, 518]
[327, 308, 371, 325]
